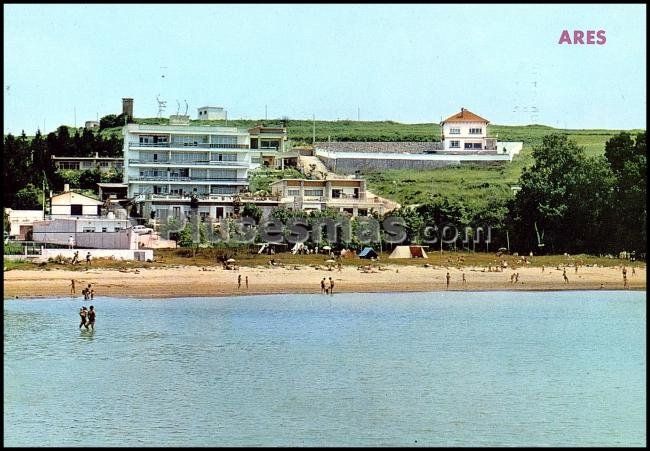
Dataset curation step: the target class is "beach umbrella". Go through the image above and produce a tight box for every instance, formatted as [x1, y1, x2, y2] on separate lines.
[226, 258, 236, 263]
[322, 246, 332, 250]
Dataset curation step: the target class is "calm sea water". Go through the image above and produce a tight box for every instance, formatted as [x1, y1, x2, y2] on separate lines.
[4, 291, 646, 446]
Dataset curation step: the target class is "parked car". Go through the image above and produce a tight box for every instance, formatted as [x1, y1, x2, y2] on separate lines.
[132, 225, 154, 235]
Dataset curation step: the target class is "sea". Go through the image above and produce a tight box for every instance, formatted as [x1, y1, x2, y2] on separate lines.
[4, 291, 646, 446]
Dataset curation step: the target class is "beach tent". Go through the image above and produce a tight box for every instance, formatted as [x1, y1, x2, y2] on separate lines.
[388, 245, 428, 259]
[358, 247, 378, 259]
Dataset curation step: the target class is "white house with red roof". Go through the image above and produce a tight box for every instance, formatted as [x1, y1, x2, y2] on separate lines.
[440, 108, 498, 152]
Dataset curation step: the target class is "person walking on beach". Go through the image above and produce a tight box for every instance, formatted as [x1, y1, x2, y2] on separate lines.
[68, 235, 75, 249]
[321, 277, 326, 294]
[623, 274, 629, 289]
[238, 274, 242, 290]
[79, 306, 88, 329]
[71, 251, 79, 265]
[87, 306, 96, 330]
[462, 273, 467, 285]
[514, 273, 519, 283]
[245, 276, 248, 289]
[329, 277, 335, 295]
[632, 266, 636, 276]
[575, 263, 579, 274]
[542, 265, 545, 273]
[446, 272, 450, 289]
[86, 252, 92, 266]
[70, 279, 76, 295]
[563, 268, 569, 284]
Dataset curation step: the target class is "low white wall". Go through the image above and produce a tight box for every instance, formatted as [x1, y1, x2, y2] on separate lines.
[38, 248, 153, 262]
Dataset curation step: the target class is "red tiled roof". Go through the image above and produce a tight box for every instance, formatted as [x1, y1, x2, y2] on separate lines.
[441, 108, 489, 124]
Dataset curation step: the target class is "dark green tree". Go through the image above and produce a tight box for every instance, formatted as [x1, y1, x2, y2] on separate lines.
[509, 134, 614, 254]
[604, 132, 647, 253]
[14, 184, 42, 210]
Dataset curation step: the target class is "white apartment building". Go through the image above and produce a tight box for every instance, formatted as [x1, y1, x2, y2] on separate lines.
[122, 122, 257, 221]
[440, 108, 497, 151]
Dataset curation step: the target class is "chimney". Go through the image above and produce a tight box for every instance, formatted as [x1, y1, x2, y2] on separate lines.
[63, 183, 70, 192]
[460, 107, 465, 117]
[122, 98, 134, 118]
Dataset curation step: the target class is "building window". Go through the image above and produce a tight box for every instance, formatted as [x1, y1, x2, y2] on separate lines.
[210, 187, 236, 195]
[99, 161, 109, 167]
[58, 161, 80, 170]
[304, 189, 323, 197]
[450, 140, 460, 148]
[288, 189, 300, 196]
[71, 204, 83, 215]
[473, 143, 483, 149]
[469, 128, 482, 134]
[464, 143, 473, 149]
[82, 227, 94, 233]
[449, 128, 460, 134]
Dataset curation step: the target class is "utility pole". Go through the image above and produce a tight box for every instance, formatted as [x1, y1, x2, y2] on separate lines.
[265, 104, 267, 121]
[357, 106, 360, 121]
[42, 178, 45, 217]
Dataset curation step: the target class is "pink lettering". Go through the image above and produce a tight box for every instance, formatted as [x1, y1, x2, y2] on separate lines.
[573, 30, 585, 44]
[558, 30, 572, 44]
[596, 29, 607, 45]
[586, 30, 596, 44]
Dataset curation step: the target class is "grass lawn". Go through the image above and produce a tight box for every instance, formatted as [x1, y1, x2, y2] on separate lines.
[4, 249, 641, 272]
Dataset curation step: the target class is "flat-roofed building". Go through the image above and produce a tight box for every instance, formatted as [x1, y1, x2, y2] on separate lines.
[270, 178, 390, 216]
[51, 152, 123, 173]
[248, 125, 290, 169]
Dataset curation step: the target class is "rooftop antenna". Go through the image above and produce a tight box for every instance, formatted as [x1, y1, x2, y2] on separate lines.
[156, 95, 167, 118]
[184, 100, 188, 116]
[175, 100, 180, 116]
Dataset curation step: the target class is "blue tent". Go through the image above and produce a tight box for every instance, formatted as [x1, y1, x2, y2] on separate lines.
[358, 247, 378, 259]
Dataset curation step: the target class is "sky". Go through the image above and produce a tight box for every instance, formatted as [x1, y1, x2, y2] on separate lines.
[3, 3, 647, 135]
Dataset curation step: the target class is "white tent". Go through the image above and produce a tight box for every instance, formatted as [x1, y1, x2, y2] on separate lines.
[388, 245, 428, 259]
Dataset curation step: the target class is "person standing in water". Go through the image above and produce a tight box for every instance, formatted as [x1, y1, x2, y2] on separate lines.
[446, 272, 451, 289]
[70, 279, 76, 295]
[87, 306, 96, 330]
[245, 275, 249, 289]
[238, 274, 242, 290]
[329, 277, 335, 295]
[79, 307, 88, 329]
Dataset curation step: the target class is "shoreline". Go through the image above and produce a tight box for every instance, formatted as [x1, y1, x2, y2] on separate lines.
[4, 264, 645, 300]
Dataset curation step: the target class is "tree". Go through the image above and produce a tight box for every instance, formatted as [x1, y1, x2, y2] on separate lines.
[509, 134, 614, 254]
[604, 132, 647, 253]
[14, 184, 42, 210]
[242, 203, 263, 223]
[79, 168, 101, 190]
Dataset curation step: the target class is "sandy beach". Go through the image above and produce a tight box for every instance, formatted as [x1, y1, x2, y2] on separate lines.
[3, 264, 645, 299]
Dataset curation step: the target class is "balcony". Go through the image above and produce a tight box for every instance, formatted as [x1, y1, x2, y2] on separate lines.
[128, 159, 250, 167]
[130, 142, 249, 149]
[130, 176, 249, 183]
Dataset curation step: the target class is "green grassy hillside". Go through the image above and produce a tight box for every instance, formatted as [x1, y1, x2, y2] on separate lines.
[95, 117, 642, 208]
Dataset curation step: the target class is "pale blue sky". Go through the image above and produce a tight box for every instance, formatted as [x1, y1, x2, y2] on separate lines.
[3, 3, 646, 134]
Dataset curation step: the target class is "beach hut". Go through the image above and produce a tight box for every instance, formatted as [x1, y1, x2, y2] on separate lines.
[358, 247, 378, 259]
[388, 245, 428, 259]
